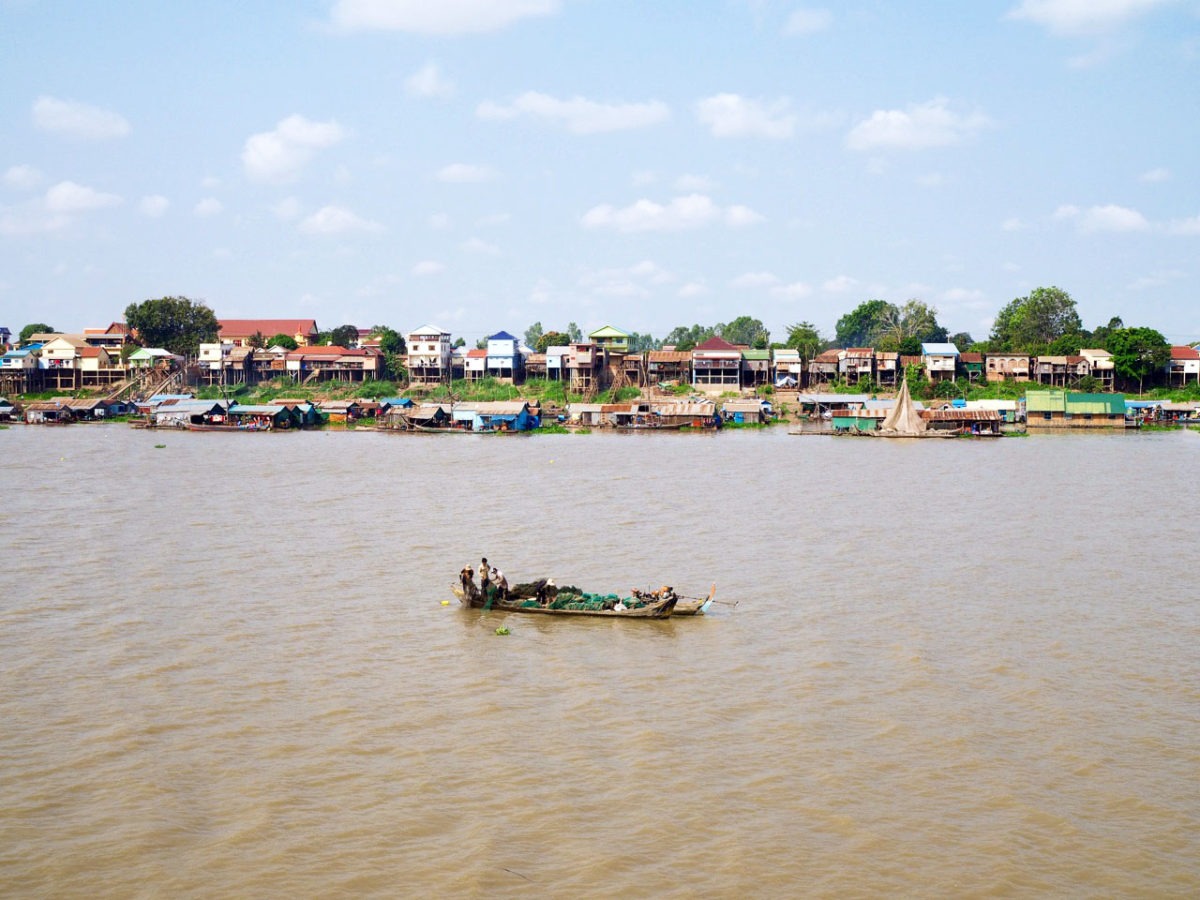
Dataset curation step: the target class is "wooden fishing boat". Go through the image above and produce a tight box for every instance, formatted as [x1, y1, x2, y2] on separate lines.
[451, 583, 678, 618]
[672, 585, 717, 616]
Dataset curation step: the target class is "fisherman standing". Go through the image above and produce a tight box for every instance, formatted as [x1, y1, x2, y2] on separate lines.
[491, 566, 508, 600]
[479, 558, 491, 601]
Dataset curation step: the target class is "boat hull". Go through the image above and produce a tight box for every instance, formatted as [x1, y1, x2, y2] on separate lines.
[452, 586, 677, 618]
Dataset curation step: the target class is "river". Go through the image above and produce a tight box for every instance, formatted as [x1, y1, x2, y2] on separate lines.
[1, 425, 1197, 897]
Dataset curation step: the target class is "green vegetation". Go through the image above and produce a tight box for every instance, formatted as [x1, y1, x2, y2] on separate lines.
[123, 296, 219, 356]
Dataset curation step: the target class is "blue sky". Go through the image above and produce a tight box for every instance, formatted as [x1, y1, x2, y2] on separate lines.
[3, 0, 1198, 346]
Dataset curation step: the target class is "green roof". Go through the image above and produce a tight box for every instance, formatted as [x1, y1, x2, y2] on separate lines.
[588, 324, 629, 339]
[1065, 393, 1125, 414]
[1025, 390, 1125, 414]
[1025, 390, 1065, 413]
[741, 349, 770, 360]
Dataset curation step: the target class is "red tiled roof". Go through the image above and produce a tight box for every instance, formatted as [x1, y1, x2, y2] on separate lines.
[1170, 345, 1200, 360]
[960, 352, 983, 363]
[219, 319, 318, 337]
[692, 336, 740, 353]
[466, 348, 488, 358]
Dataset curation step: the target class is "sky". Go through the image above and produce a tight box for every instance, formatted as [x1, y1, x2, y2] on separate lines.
[2, 0, 1199, 347]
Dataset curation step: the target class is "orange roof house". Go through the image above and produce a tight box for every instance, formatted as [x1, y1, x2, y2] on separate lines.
[218, 319, 319, 347]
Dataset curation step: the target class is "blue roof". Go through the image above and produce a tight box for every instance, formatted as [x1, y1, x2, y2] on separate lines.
[921, 342, 960, 356]
[381, 397, 413, 407]
[489, 330, 517, 341]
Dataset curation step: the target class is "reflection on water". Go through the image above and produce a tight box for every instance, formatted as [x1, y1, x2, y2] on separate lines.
[1, 426, 1198, 896]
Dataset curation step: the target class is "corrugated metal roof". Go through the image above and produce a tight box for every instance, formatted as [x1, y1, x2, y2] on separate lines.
[921, 343, 960, 356]
[1065, 393, 1125, 414]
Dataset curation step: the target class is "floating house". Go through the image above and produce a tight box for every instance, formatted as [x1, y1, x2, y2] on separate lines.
[1025, 391, 1127, 428]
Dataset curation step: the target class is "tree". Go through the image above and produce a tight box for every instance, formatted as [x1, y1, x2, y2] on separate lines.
[989, 286, 1082, 352]
[835, 299, 891, 348]
[664, 324, 715, 350]
[524, 322, 544, 348]
[948, 332, 974, 349]
[268, 333, 299, 350]
[370, 325, 406, 357]
[328, 324, 359, 348]
[1088, 316, 1124, 347]
[718, 316, 770, 349]
[247, 331, 266, 349]
[627, 331, 659, 352]
[785, 321, 824, 364]
[1107, 326, 1169, 394]
[566, 322, 583, 343]
[19, 323, 55, 343]
[876, 300, 947, 351]
[123, 296, 219, 357]
[536, 330, 570, 353]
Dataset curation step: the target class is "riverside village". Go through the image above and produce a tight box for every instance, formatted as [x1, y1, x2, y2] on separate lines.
[3, 296, 1200, 435]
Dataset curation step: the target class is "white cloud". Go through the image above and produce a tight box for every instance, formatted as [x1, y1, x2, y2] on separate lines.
[726, 205, 766, 227]
[1002, 217, 1027, 231]
[1006, 0, 1176, 36]
[629, 260, 673, 284]
[436, 163, 496, 183]
[846, 98, 991, 151]
[582, 194, 763, 233]
[44, 181, 122, 213]
[194, 197, 223, 217]
[678, 282, 709, 298]
[412, 260, 446, 276]
[405, 62, 455, 98]
[475, 212, 510, 227]
[694, 93, 796, 139]
[4, 165, 43, 191]
[784, 8, 833, 35]
[1139, 167, 1170, 183]
[299, 205, 383, 234]
[242, 115, 347, 184]
[462, 237, 501, 255]
[32, 96, 130, 140]
[1056, 203, 1150, 232]
[823, 275, 858, 292]
[429, 212, 453, 230]
[273, 196, 303, 220]
[772, 281, 813, 298]
[330, 0, 559, 34]
[730, 271, 781, 289]
[477, 92, 669, 134]
[1166, 215, 1200, 235]
[140, 195, 170, 217]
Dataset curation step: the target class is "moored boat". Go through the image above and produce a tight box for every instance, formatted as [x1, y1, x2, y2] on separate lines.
[452, 580, 680, 618]
[672, 585, 717, 616]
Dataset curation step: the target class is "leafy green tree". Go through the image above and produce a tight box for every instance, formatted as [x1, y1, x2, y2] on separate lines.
[948, 331, 974, 349]
[1107, 326, 1169, 394]
[123, 296, 219, 357]
[876, 300, 947, 351]
[664, 323, 715, 350]
[989, 286, 1082, 352]
[536, 330, 571, 352]
[524, 322, 544, 347]
[566, 322, 583, 343]
[268, 333, 299, 350]
[328, 324, 360, 348]
[19, 323, 55, 343]
[627, 331, 659, 352]
[719, 315, 770, 349]
[1088, 316, 1124, 347]
[785, 321, 824, 364]
[1047, 333, 1083, 355]
[370, 325, 406, 357]
[835, 299, 891, 348]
